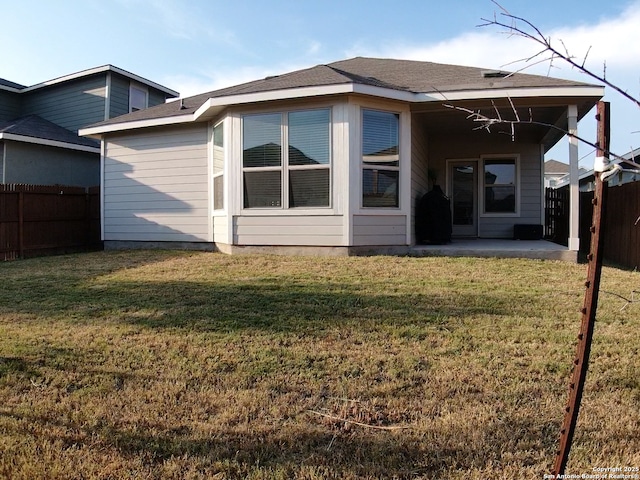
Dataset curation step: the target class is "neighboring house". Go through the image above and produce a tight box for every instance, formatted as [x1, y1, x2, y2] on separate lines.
[544, 159, 569, 188]
[552, 147, 640, 191]
[81, 57, 603, 254]
[544, 159, 590, 189]
[0, 66, 178, 187]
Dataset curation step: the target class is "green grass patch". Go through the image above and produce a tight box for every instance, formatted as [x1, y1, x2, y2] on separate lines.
[0, 251, 638, 479]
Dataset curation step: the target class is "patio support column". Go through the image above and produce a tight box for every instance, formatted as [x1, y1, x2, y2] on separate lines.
[568, 105, 580, 251]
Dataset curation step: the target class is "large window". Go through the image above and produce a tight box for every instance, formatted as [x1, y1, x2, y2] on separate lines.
[242, 109, 330, 209]
[212, 121, 224, 210]
[483, 157, 517, 213]
[362, 109, 400, 208]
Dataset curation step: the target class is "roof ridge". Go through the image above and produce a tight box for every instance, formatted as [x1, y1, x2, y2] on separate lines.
[324, 64, 409, 91]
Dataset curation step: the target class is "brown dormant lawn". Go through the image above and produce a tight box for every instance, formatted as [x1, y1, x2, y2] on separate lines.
[0, 251, 638, 479]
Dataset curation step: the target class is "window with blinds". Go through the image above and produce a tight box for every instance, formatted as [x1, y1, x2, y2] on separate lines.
[242, 109, 331, 209]
[362, 109, 400, 208]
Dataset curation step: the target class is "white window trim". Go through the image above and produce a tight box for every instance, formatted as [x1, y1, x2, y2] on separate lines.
[359, 107, 402, 210]
[479, 153, 520, 218]
[240, 107, 333, 213]
[129, 82, 148, 113]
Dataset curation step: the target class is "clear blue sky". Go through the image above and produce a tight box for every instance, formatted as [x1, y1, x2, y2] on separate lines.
[3, 0, 639, 164]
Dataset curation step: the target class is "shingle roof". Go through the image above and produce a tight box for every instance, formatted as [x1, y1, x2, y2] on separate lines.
[329, 57, 589, 92]
[544, 159, 570, 175]
[0, 115, 100, 148]
[86, 56, 601, 129]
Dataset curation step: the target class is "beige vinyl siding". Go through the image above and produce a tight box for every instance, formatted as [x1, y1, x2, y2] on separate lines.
[234, 215, 344, 246]
[22, 75, 107, 132]
[352, 215, 407, 245]
[103, 124, 209, 242]
[410, 115, 429, 244]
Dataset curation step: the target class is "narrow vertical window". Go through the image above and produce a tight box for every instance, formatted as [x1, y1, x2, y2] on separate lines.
[243, 113, 282, 208]
[212, 121, 224, 210]
[288, 109, 330, 207]
[362, 109, 400, 207]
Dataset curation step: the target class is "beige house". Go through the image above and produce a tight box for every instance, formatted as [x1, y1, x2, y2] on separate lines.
[80, 57, 603, 255]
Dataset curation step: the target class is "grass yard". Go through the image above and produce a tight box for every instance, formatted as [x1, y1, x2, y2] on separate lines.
[0, 251, 638, 479]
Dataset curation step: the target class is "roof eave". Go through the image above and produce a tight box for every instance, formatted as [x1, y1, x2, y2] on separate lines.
[418, 85, 604, 102]
[0, 132, 101, 153]
[79, 113, 196, 138]
[20, 65, 179, 97]
[81, 84, 362, 136]
[79, 83, 604, 137]
[0, 84, 23, 93]
[194, 83, 364, 120]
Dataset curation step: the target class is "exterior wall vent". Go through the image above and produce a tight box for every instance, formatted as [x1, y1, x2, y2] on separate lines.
[482, 70, 510, 79]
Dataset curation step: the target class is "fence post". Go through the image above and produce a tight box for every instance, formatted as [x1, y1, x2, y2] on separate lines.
[552, 100, 610, 477]
[18, 190, 24, 259]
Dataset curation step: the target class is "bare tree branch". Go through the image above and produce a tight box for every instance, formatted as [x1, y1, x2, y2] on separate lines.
[462, 3, 640, 170]
[307, 410, 411, 431]
[443, 103, 629, 161]
[478, 12, 640, 109]
[581, 46, 592, 69]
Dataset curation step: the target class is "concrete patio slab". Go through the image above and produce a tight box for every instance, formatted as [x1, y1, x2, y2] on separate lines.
[411, 239, 576, 262]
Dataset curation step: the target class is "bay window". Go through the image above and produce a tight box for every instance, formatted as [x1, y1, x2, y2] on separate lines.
[242, 109, 330, 209]
[362, 109, 400, 208]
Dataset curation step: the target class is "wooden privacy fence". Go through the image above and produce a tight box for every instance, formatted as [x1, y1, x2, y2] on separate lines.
[588, 181, 640, 270]
[546, 181, 640, 270]
[0, 184, 101, 261]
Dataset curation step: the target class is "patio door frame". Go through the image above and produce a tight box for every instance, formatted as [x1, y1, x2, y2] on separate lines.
[446, 159, 479, 237]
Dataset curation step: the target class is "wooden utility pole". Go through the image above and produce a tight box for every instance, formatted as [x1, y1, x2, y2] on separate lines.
[552, 101, 610, 477]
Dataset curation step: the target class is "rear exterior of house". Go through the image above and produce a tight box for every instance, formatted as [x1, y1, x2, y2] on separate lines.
[82, 57, 603, 254]
[0, 66, 178, 187]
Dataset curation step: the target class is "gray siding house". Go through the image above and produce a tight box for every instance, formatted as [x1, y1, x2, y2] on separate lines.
[81, 57, 603, 254]
[0, 66, 178, 186]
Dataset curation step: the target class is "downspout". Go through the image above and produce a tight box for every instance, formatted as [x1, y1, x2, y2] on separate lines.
[567, 105, 580, 251]
[540, 144, 546, 228]
[402, 110, 412, 245]
[1, 141, 6, 183]
[100, 140, 106, 241]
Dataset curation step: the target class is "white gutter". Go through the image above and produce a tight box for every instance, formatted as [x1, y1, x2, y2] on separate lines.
[0, 133, 100, 153]
[193, 84, 357, 119]
[80, 113, 197, 137]
[0, 84, 23, 93]
[420, 85, 604, 102]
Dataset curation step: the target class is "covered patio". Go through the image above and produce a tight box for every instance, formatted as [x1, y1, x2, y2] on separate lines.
[411, 238, 576, 261]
